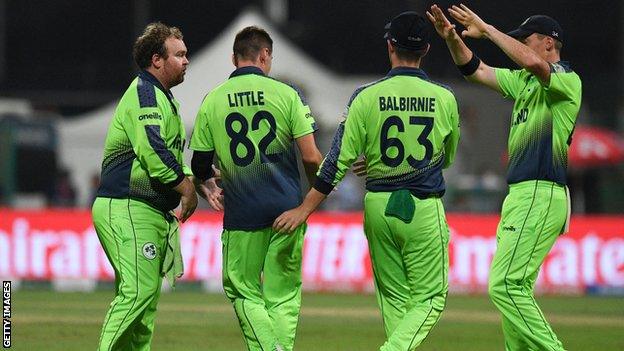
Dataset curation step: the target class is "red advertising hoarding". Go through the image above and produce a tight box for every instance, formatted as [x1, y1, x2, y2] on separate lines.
[1, 210, 623, 293]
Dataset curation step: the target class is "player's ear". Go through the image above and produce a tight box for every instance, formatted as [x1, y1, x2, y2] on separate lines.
[387, 40, 394, 54]
[546, 36, 554, 51]
[259, 47, 270, 64]
[231, 53, 238, 67]
[423, 43, 431, 58]
[151, 53, 163, 69]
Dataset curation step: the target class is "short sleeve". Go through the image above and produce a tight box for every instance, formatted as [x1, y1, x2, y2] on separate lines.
[545, 64, 582, 102]
[495, 68, 524, 100]
[290, 89, 317, 139]
[443, 97, 460, 169]
[189, 96, 215, 152]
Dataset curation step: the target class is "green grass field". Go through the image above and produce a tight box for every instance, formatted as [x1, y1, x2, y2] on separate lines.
[10, 290, 624, 350]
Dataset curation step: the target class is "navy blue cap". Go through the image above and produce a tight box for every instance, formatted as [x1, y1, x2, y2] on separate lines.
[507, 15, 563, 43]
[384, 11, 430, 51]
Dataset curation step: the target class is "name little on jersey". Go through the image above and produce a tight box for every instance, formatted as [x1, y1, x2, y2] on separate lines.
[379, 96, 436, 112]
[228, 91, 265, 107]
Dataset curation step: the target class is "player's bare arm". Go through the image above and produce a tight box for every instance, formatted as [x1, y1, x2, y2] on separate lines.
[449, 4, 551, 84]
[295, 133, 323, 186]
[428, 4, 499, 92]
[273, 188, 326, 234]
[273, 132, 324, 234]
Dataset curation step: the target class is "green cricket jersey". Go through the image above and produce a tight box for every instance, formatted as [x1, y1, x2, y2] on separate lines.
[496, 61, 582, 185]
[97, 70, 191, 212]
[315, 67, 460, 197]
[190, 66, 317, 230]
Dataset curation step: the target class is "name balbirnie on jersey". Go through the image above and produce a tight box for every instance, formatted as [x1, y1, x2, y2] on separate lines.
[379, 96, 436, 112]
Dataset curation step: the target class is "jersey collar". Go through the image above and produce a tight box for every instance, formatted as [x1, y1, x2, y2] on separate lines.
[386, 66, 429, 80]
[555, 60, 572, 71]
[139, 70, 178, 114]
[229, 66, 266, 78]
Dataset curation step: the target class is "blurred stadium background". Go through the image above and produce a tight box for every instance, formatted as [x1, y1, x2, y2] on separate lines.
[0, 0, 623, 350]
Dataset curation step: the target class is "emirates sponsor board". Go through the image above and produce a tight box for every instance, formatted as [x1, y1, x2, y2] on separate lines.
[0, 210, 623, 292]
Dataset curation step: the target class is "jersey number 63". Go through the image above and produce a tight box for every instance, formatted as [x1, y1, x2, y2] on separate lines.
[380, 115, 433, 168]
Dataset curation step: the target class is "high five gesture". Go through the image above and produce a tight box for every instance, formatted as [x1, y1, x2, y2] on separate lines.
[429, 4, 580, 351]
[448, 4, 490, 39]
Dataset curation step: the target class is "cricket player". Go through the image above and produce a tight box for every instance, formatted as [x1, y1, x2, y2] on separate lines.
[428, 4, 581, 350]
[92, 22, 197, 350]
[189, 26, 322, 351]
[274, 12, 460, 350]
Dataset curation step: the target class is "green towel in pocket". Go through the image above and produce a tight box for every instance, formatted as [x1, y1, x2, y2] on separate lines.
[384, 189, 415, 223]
[162, 214, 184, 288]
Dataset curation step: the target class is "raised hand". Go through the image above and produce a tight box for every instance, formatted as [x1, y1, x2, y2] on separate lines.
[426, 4, 458, 40]
[448, 4, 490, 39]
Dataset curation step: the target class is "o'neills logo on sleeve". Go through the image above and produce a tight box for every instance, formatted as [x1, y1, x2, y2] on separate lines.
[138, 112, 162, 121]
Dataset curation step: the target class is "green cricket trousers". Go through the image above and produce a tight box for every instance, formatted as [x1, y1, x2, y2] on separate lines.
[93, 197, 176, 351]
[489, 180, 568, 351]
[221, 224, 306, 351]
[364, 191, 449, 351]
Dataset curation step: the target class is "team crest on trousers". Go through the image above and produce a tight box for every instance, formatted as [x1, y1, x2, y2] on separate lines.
[142, 242, 157, 260]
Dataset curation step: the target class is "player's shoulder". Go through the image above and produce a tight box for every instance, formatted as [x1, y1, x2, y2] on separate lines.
[203, 80, 230, 101]
[421, 77, 456, 100]
[117, 77, 147, 109]
[124, 73, 170, 110]
[550, 61, 574, 74]
[347, 76, 393, 107]
[550, 61, 581, 82]
[263, 76, 310, 104]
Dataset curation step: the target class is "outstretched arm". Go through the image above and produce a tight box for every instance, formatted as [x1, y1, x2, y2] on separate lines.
[447, 4, 551, 85]
[427, 4, 500, 92]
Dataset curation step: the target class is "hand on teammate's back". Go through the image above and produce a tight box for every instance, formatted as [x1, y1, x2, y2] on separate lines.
[273, 206, 308, 234]
[352, 157, 367, 177]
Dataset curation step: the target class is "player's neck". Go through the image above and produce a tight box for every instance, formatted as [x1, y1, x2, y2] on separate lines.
[546, 52, 561, 64]
[145, 67, 171, 91]
[538, 48, 561, 64]
[235, 61, 269, 75]
[390, 59, 422, 69]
